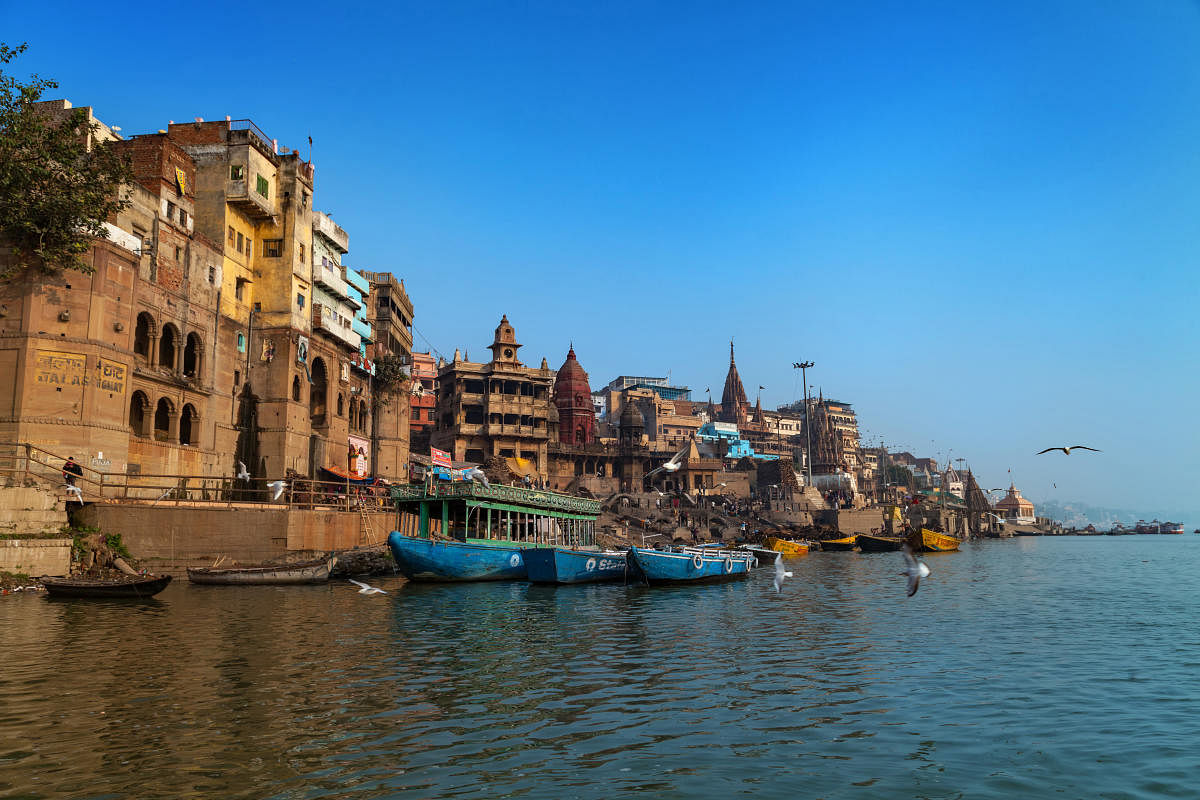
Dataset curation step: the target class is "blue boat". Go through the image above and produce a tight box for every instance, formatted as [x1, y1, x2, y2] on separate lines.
[524, 547, 628, 584]
[386, 482, 603, 582]
[626, 546, 755, 584]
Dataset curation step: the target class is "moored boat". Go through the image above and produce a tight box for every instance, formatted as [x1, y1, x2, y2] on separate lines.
[744, 544, 783, 566]
[915, 528, 961, 552]
[524, 547, 627, 584]
[1160, 522, 1184, 535]
[42, 574, 171, 598]
[855, 532, 906, 552]
[626, 546, 754, 583]
[187, 556, 337, 585]
[818, 535, 857, 552]
[387, 482, 602, 582]
[763, 537, 809, 557]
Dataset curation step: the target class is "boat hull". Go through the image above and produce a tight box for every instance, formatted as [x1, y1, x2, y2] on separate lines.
[763, 537, 809, 557]
[856, 534, 905, 552]
[524, 547, 627, 584]
[42, 575, 172, 598]
[187, 557, 337, 585]
[818, 536, 857, 552]
[387, 532, 532, 581]
[626, 546, 753, 583]
[916, 528, 961, 552]
[744, 545, 783, 566]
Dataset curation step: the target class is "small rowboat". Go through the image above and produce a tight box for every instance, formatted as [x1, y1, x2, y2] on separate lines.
[855, 533, 906, 552]
[818, 535, 857, 552]
[626, 546, 754, 583]
[763, 537, 810, 557]
[916, 528, 961, 552]
[187, 556, 337, 585]
[42, 574, 172, 598]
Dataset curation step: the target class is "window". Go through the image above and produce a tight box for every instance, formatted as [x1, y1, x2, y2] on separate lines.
[235, 277, 246, 301]
[228, 226, 235, 244]
[292, 375, 301, 401]
[237, 232, 244, 253]
[174, 245, 182, 261]
[299, 244, 305, 264]
[297, 293, 305, 309]
[234, 369, 240, 387]
[179, 209, 188, 227]
[230, 165, 244, 180]
[237, 332, 246, 353]
[263, 239, 283, 258]
[166, 201, 176, 221]
[256, 174, 269, 197]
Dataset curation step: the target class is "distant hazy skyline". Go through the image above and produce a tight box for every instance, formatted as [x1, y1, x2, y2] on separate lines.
[10, 1, 1198, 521]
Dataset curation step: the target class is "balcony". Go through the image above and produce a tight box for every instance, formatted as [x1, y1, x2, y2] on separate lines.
[312, 211, 349, 254]
[313, 259, 350, 300]
[352, 316, 373, 342]
[312, 305, 360, 350]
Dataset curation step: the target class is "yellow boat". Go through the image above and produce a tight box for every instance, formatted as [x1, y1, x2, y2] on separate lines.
[764, 536, 810, 556]
[818, 535, 857, 552]
[917, 528, 960, 552]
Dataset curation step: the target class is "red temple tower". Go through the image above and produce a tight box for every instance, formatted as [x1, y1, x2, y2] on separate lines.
[553, 345, 595, 445]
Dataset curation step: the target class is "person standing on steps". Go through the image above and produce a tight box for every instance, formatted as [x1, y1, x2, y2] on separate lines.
[62, 456, 83, 487]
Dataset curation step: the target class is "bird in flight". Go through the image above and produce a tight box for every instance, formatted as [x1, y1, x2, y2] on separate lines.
[1036, 446, 1101, 455]
[350, 579, 387, 595]
[267, 480, 288, 501]
[773, 553, 793, 593]
[901, 544, 930, 597]
[236, 461, 250, 481]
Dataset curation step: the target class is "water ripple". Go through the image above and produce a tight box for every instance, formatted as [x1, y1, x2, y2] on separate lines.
[3, 538, 1200, 798]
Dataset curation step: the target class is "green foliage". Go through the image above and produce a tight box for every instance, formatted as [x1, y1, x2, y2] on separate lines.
[0, 43, 133, 275]
[104, 532, 132, 560]
[71, 534, 87, 561]
[374, 352, 411, 393]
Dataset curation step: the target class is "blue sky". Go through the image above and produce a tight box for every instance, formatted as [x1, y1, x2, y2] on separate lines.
[7, 1, 1199, 519]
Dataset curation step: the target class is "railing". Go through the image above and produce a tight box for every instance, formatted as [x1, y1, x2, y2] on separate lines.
[229, 119, 275, 155]
[0, 441, 395, 513]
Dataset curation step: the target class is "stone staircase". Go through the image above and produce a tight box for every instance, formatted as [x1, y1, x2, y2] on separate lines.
[0, 486, 69, 536]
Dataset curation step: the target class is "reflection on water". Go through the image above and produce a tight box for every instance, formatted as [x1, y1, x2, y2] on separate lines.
[3, 536, 1200, 799]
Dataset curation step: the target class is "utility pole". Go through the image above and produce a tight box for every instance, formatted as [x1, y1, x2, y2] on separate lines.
[792, 361, 814, 488]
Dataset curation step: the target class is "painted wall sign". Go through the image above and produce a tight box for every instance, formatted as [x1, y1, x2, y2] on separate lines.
[174, 167, 187, 195]
[348, 435, 370, 477]
[35, 351, 88, 387]
[297, 336, 309, 365]
[95, 358, 127, 394]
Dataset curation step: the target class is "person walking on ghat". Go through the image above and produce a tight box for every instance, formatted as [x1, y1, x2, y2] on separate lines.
[62, 456, 83, 487]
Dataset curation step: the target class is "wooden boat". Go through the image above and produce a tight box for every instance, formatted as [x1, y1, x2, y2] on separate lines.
[387, 482, 602, 582]
[626, 546, 754, 584]
[42, 574, 171, 598]
[187, 556, 337, 585]
[524, 547, 627, 584]
[818, 535, 857, 552]
[763, 537, 809, 557]
[916, 528, 961, 552]
[855, 532, 905, 552]
[744, 544, 783, 566]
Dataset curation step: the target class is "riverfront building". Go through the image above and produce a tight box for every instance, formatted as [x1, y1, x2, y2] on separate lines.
[0, 103, 411, 485]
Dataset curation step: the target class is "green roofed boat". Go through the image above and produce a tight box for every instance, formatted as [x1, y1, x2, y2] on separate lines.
[387, 482, 602, 582]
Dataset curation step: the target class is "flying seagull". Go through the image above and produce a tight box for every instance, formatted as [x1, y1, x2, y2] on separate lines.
[1036, 446, 1101, 455]
[646, 443, 688, 480]
[773, 553, 793, 593]
[463, 467, 490, 488]
[64, 484, 83, 503]
[236, 461, 250, 481]
[267, 480, 288, 502]
[901, 544, 931, 597]
[349, 579, 387, 595]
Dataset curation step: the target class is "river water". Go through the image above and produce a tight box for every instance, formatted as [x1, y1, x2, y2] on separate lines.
[2, 535, 1199, 799]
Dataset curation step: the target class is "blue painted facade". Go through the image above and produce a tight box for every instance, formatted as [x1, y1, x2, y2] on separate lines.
[696, 422, 779, 461]
[346, 268, 373, 351]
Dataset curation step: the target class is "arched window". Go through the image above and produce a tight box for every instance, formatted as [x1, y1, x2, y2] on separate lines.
[180, 403, 199, 445]
[310, 357, 327, 423]
[133, 312, 154, 360]
[358, 400, 368, 432]
[292, 375, 301, 402]
[128, 390, 150, 436]
[337, 393, 344, 417]
[159, 323, 180, 370]
[348, 398, 356, 428]
[183, 333, 202, 377]
[153, 397, 175, 442]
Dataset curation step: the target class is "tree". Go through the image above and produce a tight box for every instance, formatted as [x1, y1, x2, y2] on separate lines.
[0, 43, 132, 275]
